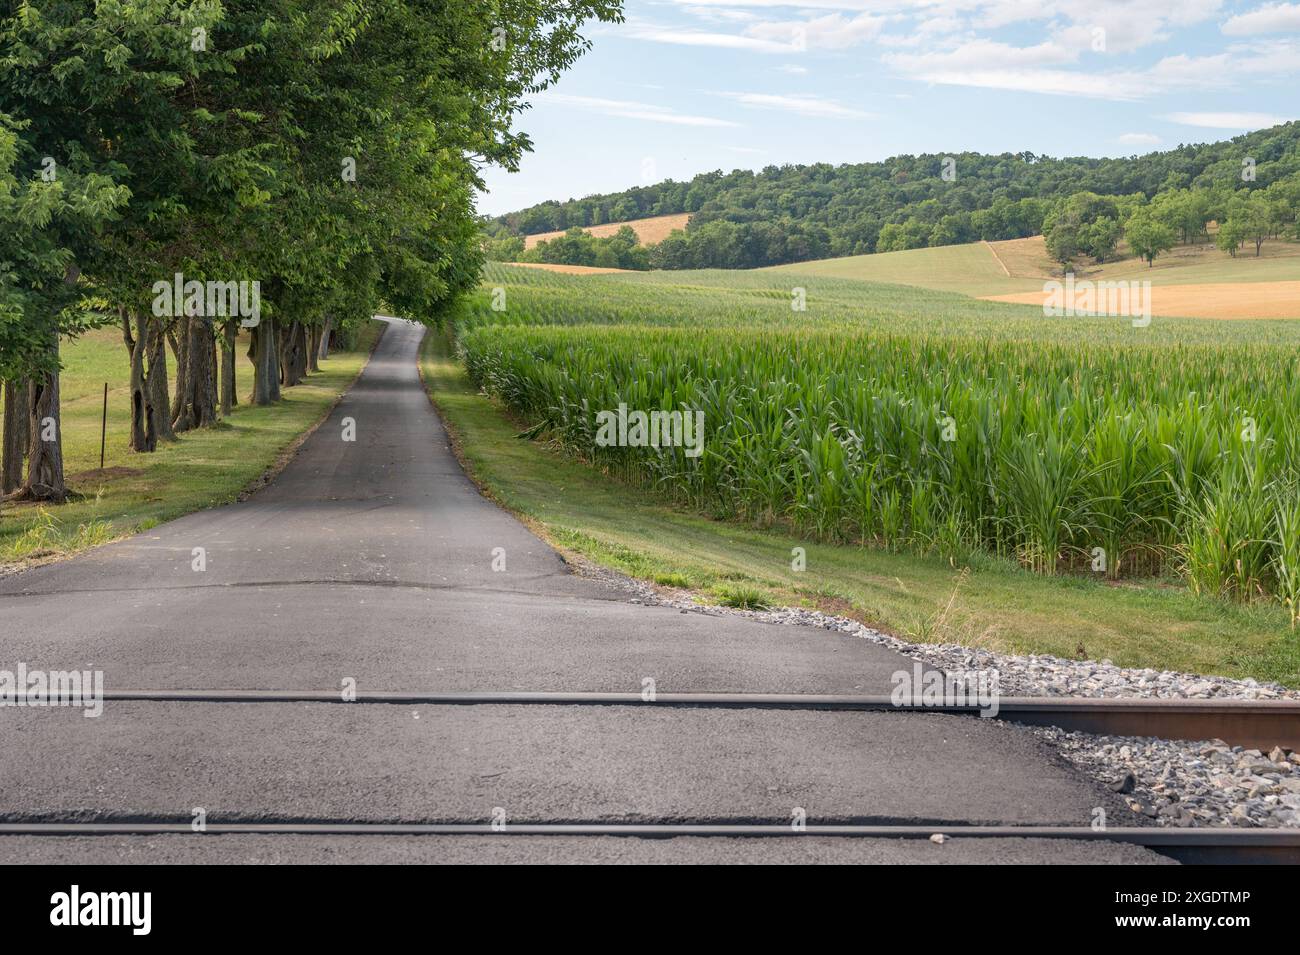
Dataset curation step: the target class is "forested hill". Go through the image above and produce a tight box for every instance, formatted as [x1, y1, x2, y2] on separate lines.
[485, 122, 1300, 269]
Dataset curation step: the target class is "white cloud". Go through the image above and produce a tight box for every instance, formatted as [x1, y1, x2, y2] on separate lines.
[681, 6, 759, 25]
[1164, 110, 1290, 128]
[877, 13, 965, 47]
[630, 0, 1297, 109]
[885, 43, 1234, 99]
[971, 0, 1221, 32]
[884, 38, 1078, 72]
[622, 22, 796, 52]
[746, 12, 888, 50]
[1222, 3, 1300, 35]
[669, 0, 918, 9]
[890, 0, 1221, 54]
[894, 67, 1146, 98]
[776, 63, 810, 73]
[1145, 52, 1233, 84]
[713, 91, 877, 118]
[1227, 37, 1300, 71]
[540, 94, 742, 127]
[1118, 132, 1162, 145]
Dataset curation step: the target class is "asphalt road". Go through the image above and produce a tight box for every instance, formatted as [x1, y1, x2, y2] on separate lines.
[0, 318, 1165, 864]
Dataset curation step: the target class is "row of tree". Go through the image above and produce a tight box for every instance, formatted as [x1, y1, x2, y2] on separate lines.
[491, 175, 1300, 275]
[492, 218, 837, 271]
[1, 0, 620, 504]
[495, 225, 652, 270]
[486, 121, 1300, 269]
[1044, 179, 1300, 268]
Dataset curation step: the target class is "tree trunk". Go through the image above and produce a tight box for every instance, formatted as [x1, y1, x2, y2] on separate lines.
[169, 320, 188, 427]
[317, 314, 333, 361]
[279, 320, 307, 387]
[174, 317, 218, 432]
[249, 316, 280, 405]
[278, 321, 290, 387]
[148, 318, 174, 442]
[294, 321, 309, 381]
[221, 320, 238, 417]
[123, 311, 174, 451]
[307, 324, 322, 373]
[123, 310, 154, 453]
[2, 379, 31, 494]
[21, 331, 68, 502]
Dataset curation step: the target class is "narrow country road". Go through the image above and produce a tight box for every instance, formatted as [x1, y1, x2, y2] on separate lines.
[0, 319, 1165, 863]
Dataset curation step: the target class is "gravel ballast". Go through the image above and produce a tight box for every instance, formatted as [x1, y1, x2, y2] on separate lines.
[586, 563, 1298, 829]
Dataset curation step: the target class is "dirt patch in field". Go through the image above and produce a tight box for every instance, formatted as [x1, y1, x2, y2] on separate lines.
[508, 262, 631, 275]
[983, 280, 1300, 320]
[524, 212, 690, 249]
[985, 236, 1055, 279]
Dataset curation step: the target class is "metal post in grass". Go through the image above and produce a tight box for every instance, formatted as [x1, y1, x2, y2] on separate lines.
[100, 382, 108, 470]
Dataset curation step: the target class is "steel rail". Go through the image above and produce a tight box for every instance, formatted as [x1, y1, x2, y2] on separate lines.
[89, 690, 1300, 749]
[0, 822, 1295, 864]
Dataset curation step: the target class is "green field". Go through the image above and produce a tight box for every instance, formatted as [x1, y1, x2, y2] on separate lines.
[437, 262, 1300, 683]
[0, 321, 381, 565]
[765, 235, 1300, 297]
[475, 261, 1300, 343]
[766, 241, 1041, 296]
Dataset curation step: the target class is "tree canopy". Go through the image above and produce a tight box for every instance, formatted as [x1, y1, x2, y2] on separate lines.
[488, 122, 1300, 270]
[0, 0, 622, 497]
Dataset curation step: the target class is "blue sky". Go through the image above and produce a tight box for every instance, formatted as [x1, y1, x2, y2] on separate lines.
[477, 1, 1300, 216]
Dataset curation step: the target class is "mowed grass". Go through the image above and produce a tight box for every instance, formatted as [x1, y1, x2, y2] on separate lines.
[422, 328, 1299, 687]
[0, 319, 382, 565]
[768, 234, 1300, 307]
[766, 241, 1045, 296]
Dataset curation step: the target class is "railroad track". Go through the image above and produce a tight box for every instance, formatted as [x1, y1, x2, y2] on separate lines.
[95, 689, 1300, 749]
[2, 822, 1296, 865]
[7, 690, 1294, 864]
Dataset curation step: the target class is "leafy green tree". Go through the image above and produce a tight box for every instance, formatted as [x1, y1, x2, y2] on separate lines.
[2, 0, 624, 498]
[1124, 210, 1175, 267]
[876, 219, 929, 252]
[1266, 179, 1300, 238]
[1045, 216, 1082, 271]
[0, 95, 127, 498]
[1083, 216, 1121, 263]
[648, 230, 692, 269]
[493, 122, 1300, 269]
[928, 213, 971, 247]
[1152, 189, 1212, 245]
[1216, 218, 1246, 256]
[1221, 192, 1279, 257]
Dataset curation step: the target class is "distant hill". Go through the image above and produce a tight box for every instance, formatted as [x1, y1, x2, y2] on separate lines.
[524, 213, 690, 249]
[485, 122, 1300, 271]
[767, 234, 1300, 308]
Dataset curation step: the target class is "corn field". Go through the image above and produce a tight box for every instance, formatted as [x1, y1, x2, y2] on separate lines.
[458, 265, 1300, 622]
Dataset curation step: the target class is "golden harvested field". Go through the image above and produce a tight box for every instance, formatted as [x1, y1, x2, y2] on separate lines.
[523, 212, 691, 249]
[772, 234, 1300, 316]
[990, 234, 1300, 285]
[507, 261, 630, 275]
[985, 236, 1055, 279]
[984, 280, 1300, 319]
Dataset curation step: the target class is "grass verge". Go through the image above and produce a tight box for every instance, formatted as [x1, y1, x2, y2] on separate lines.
[421, 327, 1298, 687]
[0, 319, 383, 568]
